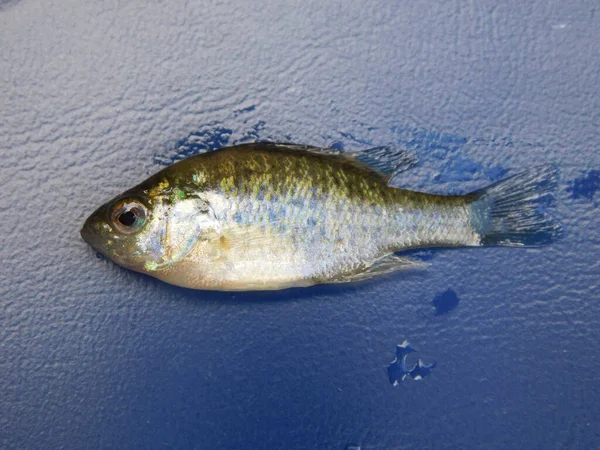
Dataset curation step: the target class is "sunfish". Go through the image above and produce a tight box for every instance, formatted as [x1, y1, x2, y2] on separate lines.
[80, 143, 561, 291]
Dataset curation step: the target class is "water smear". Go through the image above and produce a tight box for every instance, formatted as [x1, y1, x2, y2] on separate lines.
[432, 288, 460, 315]
[566, 170, 600, 201]
[387, 341, 436, 386]
[154, 125, 233, 166]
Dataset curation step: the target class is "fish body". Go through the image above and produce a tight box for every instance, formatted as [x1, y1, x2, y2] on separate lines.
[81, 143, 561, 291]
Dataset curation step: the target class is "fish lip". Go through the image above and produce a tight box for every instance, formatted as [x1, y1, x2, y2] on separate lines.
[80, 219, 119, 265]
[80, 213, 105, 252]
[80, 223, 97, 251]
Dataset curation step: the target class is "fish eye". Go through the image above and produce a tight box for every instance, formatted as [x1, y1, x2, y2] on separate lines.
[110, 199, 148, 234]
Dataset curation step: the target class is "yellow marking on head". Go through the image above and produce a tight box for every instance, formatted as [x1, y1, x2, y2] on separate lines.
[148, 179, 171, 198]
[192, 171, 207, 185]
[173, 187, 187, 200]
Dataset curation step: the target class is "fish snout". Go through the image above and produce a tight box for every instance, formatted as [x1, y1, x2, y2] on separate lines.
[80, 211, 111, 253]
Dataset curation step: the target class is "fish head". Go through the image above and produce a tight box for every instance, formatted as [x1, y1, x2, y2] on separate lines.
[81, 182, 216, 275]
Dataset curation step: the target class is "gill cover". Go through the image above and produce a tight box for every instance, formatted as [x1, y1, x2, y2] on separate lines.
[140, 196, 216, 272]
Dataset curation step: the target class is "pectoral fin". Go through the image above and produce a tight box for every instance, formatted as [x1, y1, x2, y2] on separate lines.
[328, 254, 428, 284]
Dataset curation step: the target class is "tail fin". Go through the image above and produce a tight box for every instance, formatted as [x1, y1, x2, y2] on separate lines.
[471, 166, 563, 246]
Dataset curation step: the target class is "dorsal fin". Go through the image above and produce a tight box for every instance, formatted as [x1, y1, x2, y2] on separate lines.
[270, 143, 418, 182]
[348, 146, 418, 179]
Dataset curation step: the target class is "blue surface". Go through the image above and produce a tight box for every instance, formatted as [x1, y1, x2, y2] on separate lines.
[1, 1, 599, 449]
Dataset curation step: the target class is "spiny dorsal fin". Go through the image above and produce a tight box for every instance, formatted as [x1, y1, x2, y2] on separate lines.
[271, 143, 418, 182]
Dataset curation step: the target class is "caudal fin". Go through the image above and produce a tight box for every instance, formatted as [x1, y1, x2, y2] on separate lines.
[471, 166, 563, 246]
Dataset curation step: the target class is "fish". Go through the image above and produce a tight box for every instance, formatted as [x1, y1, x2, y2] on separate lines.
[80, 142, 562, 291]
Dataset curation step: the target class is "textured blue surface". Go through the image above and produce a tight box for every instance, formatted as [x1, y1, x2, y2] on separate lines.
[1, 1, 599, 449]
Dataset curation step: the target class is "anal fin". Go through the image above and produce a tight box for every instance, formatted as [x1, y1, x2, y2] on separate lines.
[328, 254, 428, 284]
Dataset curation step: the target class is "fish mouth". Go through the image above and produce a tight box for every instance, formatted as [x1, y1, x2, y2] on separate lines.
[81, 221, 98, 249]
[80, 211, 140, 270]
[80, 214, 108, 254]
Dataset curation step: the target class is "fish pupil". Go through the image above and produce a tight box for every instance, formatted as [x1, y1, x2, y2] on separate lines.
[118, 210, 137, 227]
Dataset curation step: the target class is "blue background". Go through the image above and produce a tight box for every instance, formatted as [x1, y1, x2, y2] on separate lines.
[1, 1, 599, 449]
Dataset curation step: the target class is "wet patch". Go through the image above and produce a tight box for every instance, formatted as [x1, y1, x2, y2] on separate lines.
[566, 170, 600, 201]
[432, 156, 508, 195]
[433, 156, 481, 183]
[433, 158, 507, 187]
[389, 126, 468, 167]
[432, 288, 460, 315]
[154, 125, 233, 166]
[339, 125, 468, 159]
[392, 128, 510, 189]
[339, 131, 374, 147]
[237, 120, 266, 143]
[154, 121, 290, 167]
[484, 165, 510, 181]
[339, 125, 511, 194]
[402, 248, 437, 261]
[387, 340, 436, 386]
